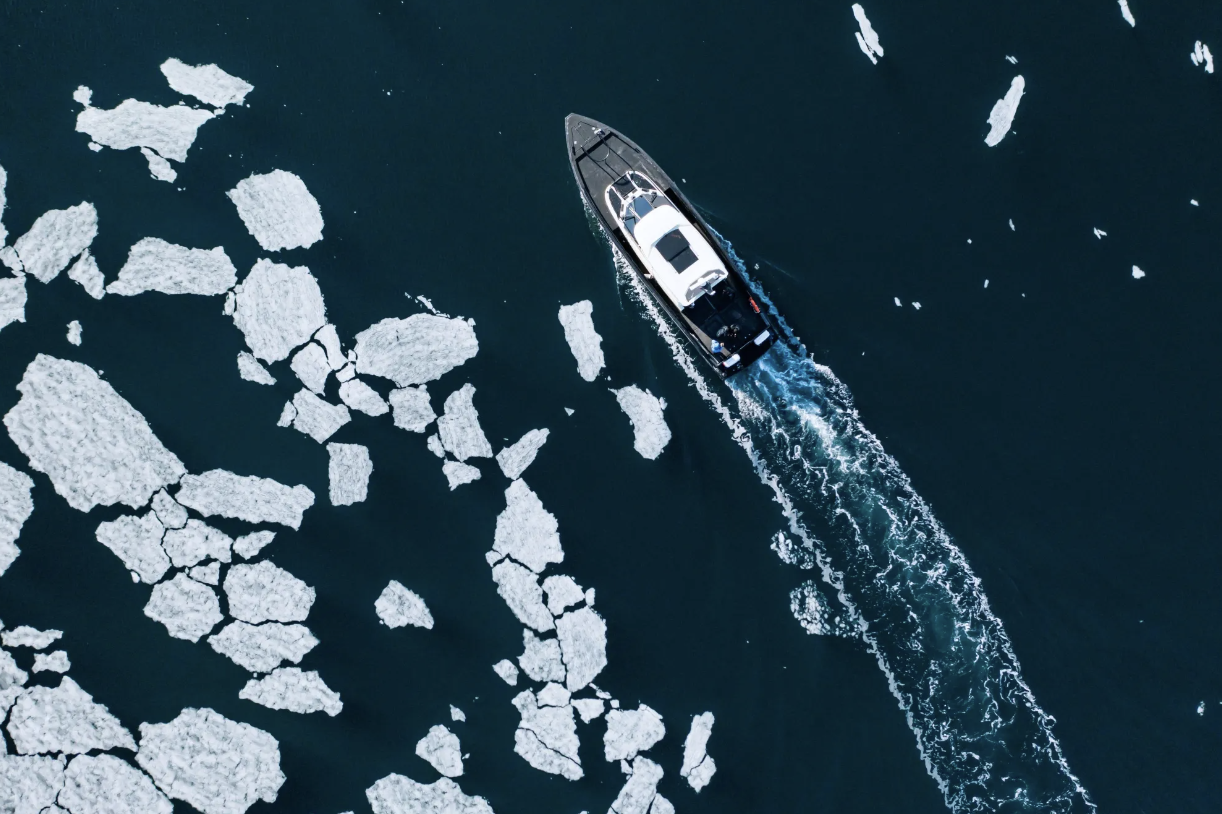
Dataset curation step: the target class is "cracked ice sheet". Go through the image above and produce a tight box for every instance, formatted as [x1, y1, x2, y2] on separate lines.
[603, 704, 665, 762]
[189, 562, 221, 585]
[490, 479, 563, 573]
[162, 519, 232, 567]
[2, 626, 62, 649]
[0, 276, 27, 334]
[152, 490, 186, 528]
[612, 386, 671, 460]
[328, 442, 372, 506]
[290, 389, 351, 443]
[437, 384, 492, 461]
[68, 251, 105, 300]
[13, 203, 98, 284]
[442, 460, 480, 490]
[0, 461, 34, 577]
[161, 58, 253, 109]
[224, 561, 315, 624]
[512, 690, 582, 780]
[491, 560, 554, 632]
[680, 712, 716, 791]
[985, 75, 1025, 147]
[76, 95, 214, 162]
[519, 629, 566, 683]
[144, 573, 223, 642]
[354, 314, 479, 387]
[415, 725, 463, 777]
[375, 580, 434, 629]
[209, 621, 318, 673]
[340, 379, 389, 416]
[32, 651, 70, 673]
[0, 755, 65, 814]
[228, 170, 323, 252]
[557, 301, 605, 382]
[237, 352, 276, 385]
[496, 429, 548, 480]
[175, 469, 315, 529]
[108, 237, 236, 296]
[67, 320, 82, 346]
[543, 575, 585, 616]
[60, 754, 172, 814]
[136, 707, 284, 814]
[366, 775, 494, 814]
[3, 355, 186, 512]
[7, 677, 135, 754]
[240, 667, 342, 716]
[609, 758, 664, 814]
[232, 259, 326, 363]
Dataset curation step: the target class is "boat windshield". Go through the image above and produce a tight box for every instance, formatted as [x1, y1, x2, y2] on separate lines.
[683, 279, 752, 344]
[606, 172, 667, 236]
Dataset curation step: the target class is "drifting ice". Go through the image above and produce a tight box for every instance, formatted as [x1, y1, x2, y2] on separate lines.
[161, 58, 254, 109]
[227, 170, 324, 252]
[231, 259, 327, 362]
[492, 561, 554, 632]
[603, 704, 665, 762]
[151, 489, 189, 528]
[1191, 42, 1214, 74]
[490, 480, 564, 573]
[680, 712, 717, 791]
[224, 561, 315, 625]
[233, 530, 276, 559]
[496, 429, 549, 480]
[437, 384, 493, 461]
[141, 147, 177, 183]
[95, 513, 170, 584]
[208, 621, 319, 673]
[67, 252, 106, 300]
[0, 277, 27, 334]
[66, 321, 82, 346]
[557, 301, 606, 382]
[144, 573, 223, 642]
[415, 725, 463, 777]
[2, 627, 62, 650]
[512, 690, 582, 780]
[451, 705, 466, 722]
[0, 461, 34, 577]
[7, 677, 136, 754]
[573, 697, 605, 723]
[607, 757, 665, 814]
[852, 4, 884, 64]
[366, 775, 494, 814]
[162, 519, 233, 568]
[354, 314, 479, 387]
[290, 389, 351, 443]
[1132, 266, 1146, 279]
[985, 76, 1025, 147]
[237, 352, 277, 385]
[108, 238, 237, 296]
[375, 580, 435, 629]
[388, 386, 435, 432]
[543, 575, 586, 615]
[556, 606, 608, 691]
[291, 343, 330, 394]
[32, 651, 70, 674]
[13, 203, 98, 284]
[0, 755, 66, 814]
[612, 386, 672, 460]
[519, 630, 566, 683]
[1118, 0, 1135, 27]
[60, 754, 172, 814]
[339, 379, 390, 416]
[442, 460, 481, 490]
[492, 659, 520, 686]
[240, 667, 342, 716]
[189, 562, 221, 585]
[327, 442, 372, 506]
[175, 469, 315, 530]
[75, 96, 214, 162]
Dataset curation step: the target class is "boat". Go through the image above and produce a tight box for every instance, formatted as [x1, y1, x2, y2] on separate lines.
[566, 114, 776, 379]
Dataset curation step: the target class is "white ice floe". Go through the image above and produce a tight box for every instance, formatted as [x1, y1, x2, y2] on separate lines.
[519, 630, 566, 683]
[240, 667, 342, 716]
[339, 379, 389, 416]
[136, 707, 284, 814]
[415, 725, 463, 777]
[3, 355, 186, 512]
[13, 203, 98, 284]
[490, 480, 563, 573]
[557, 301, 605, 382]
[336, 364, 357, 382]
[564, 407, 574, 416]
[603, 704, 665, 762]
[144, 573, 223, 642]
[2, 626, 62, 650]
[1191, 199, 1200, 206]
[175, 469, 315, 530]
[67, 251, 105, 300]
[375, 580, 434, 629]
[573, 697, 605, 723]
[232, 259, 326, 362]
[1118, 0, 1135, 27]
[0, 247, 21, 273]
[189, 562, 221, 585]
[66, 320, 82, 346]
[161, 58, 254, 109]
[893, 297, 902, 307]
[0, 461, 34, 577]
[1006, 55, 1018, 64]
[233, 530, 276, 560]
[556, 607, 607, 692]
[366, 775, 494, 814]
[680, 712, 717, 791]
[354, 315, 479, 387]
[496, 429, 549, 480]
[442, 460, 480, 490]
[209, 621, 318, 673]
[291, 343, 330, 394]
[145, 491, 187, 530]
[94, 512, 171, 583]
[0, 276, 27, 333]
[108, 238, 236, 296]
[327, 442, 372, 506]
[912, 302, 922, 310]
[608, 757, 664, 814]
[1132, 266, 1146, 279]
[1093, 228, 1107, 239]
[60, 753, 172, 814]
[388, 386, 435, 432]
[7, 677, 135, 754]
[290, 389, 351, 443]
[76, 95, 214, 163]
[426, 434, 445, 458]
[228, 170, 324, 252]
[0, 646, 28, 689]
[237, 352, 277, 385]
[985, 75, 1025, 147]
[1009, 218, 1016, 231]
[1191, 42, 1214, 73]
[32, 651, 70, 674]
[538, 683, 571, 707]
[162, 519, 233, 568]
[852, 4, 884, 64]
[277, 403, 295, 428]
[543, 575, 585, 616]
[437, 384, 493, 461]
[141, 147, 177, 183]
[0, 755, 65, 814]
[225, 561, 315, 624]
[314, 324, 346, 370]
[450, 705, 466, 723]
[491, 561, 554, 632]
[512, 690, 582, 780]
[492, 659, 520, 686]
[612, 386, 671, 460]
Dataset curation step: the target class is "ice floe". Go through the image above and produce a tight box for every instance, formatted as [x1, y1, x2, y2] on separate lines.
[556, 607, 607, 692]
[603, 704, 665, 762]
[144, 573, 223, 642]
[492, 561, 554, 632]
[0, 645, 28, 688]
[437, 384, 493, 461]
[496, 429, 549, 480]
[490, 480, 563, 573]
[680, 711, 716, 791]
[557, 301, 605, 382]
[276, 403, 297, 428]
[150, 489, 187, 528]
[232, 259, 326, 362]
[442, 460, 481, 490]
[1191, 42, 1214, 73]
[573, 697, 605, 723]
[1132, 266, 1146, 279]
[162, 519, 233, 568]
[32, 651, 70, 674]
[1118, 0, 1135, 27]
[233, 530, 276, 559]
[13, 203, 98, 284]
[1006, 55, 1018, 65]
[75, 95, 213, 163]
[0, 276, 27, 333]
[450, 705, 466, 722]
[227, 170, 324, 252]
[612, 386, 671, 460]
[224, 561, 315, 624]
[97, 516, 174, 593]
[7, 677, 135, 754]
[314, 324, 346, 370]
[189, 562, 221, 585]
[0, 247, 21, 273]
[543, 575, 585, 616]
[985, 75, 1025, 147]
[426, 434, 445, 458]
[0, 755, 65, 814]
[492, 659, 520, 686]
[366, 775, 494, 814]
[175, 469, 315, 530]
[289, 389, 351, 443]
[208, 621, 318, 673]
[136, 707, 284, 814]
[608, 758, 665, 814]
[60, 753, 172, 814]
[519, 630, 566, 683]
[4, 355, 186, 512]
[66, 320, 82, 346]
[512, 690, 582, 780]
[1093, 228, 1107, 239]
[240, 667, 342, 716]
[339, 379, 390, 416]
[108, 238, 236, 296]
[537, 682, 571, 707]
[415, 725, 463, 777]
[852, 4, 884, 64]
[375, 580, 434, 630]
[388, 386, 435, 432]
[354, 315, 479, 387]
[2, 627, 62, 650]
[291, 342, 330, 394]
[0, 461, 34, 577]
[161, 58, 253, 109]
[67, 252, 105, 300]
[328, 442, 372, 506]
[141, 147, 177, 183]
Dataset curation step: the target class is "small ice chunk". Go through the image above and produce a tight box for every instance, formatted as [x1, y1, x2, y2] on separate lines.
[161, 58, 254, 109]
[227, 170, 324, 252]
[519, 629, 566, 683]
[233, 530, 276, 559]
[109, 238, 237, 297]
[60, 754, 172, 814]
[189, 562, 221, 585]
[490, 480, 563, 573]
[3, 355, 186, 512]
[585, 587, 596, 605]
[94, 513, 169, 583]
[374, 580, 434, 629]
[436, 384, 493, 461]
[1191, 42, 1215, 73]
[1006, 55, 1018, 64]
[208, 621, 318, 673]
[1191, 199, 1200, 206]
[353, 315, 479, 387]
[232, 259, 327, 363]
[162, 519, 233, 568]
[680, 711, 716, 791]
[855, 32, 878, 65]
[496, 429, 549, 480]
[442, 460, 481, 490]
[0, 755, 66, 814]
[0, 647, 29, 689]
[32, 650, 70, 674]
[912, 302, 922, 310]
[557, 301, 605, 382]
[2, 627, 62, 650]
[543, 575, 586, 616]
[1197, 701, 1206, 715]
[852, 5, 884, 62]
[136, 707, 285, 814]
[327, 442, 372, 506]
[224, 561, 315, 624]
[1009, 218, 1016, 231]
[512, 690, 582, 780]
[240, 667, 342, 716]
[0, 461, 34, 577]
[238, 352, 276, 385]
[426, 434, 445, 458]
[573, 698, 605, 723]
[985, 76, 1025, 147]
[1093, 227, 1107, 239]
[608, 758, 664, 814]
[76, 99, 213, 162]
[175, 469, 315, 530]
[366, 775, 493, 814]
[450, 705, 466, 723]
[290, 389, 351, 443]
[7, 677, 135, 754]
[13, 203, 98, 283]
[984, 279, 989, 288]
[66, 320, 82, 346]
[612, 386, 671, 460]
[1132, 265, 1146, 279]
[649, 793, 675, 814]
[336, 363, 356, 382]
[1118, 0, 1135, 27]
[603, 704, 665, 762]
[314, 324, 346, 370]
[291, 342, 330, 394]
[415, 725, 463, 777]
[492, 560, 554, 632]
[538, 683, 571, 707]
[141, 147, 177, 183]
[224, 291, 235, 315]
[564, 407, 574, 416]
[492, 659, 519, 686]
[339, 379, 390, 416]
[388, 386, 435, 432]
[894, 297, 902, 307]
[144, 573, 223, 642]
[0, 276, 28, 333]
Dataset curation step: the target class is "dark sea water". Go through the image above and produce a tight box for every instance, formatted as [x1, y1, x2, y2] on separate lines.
[2, 1, 1221, 812]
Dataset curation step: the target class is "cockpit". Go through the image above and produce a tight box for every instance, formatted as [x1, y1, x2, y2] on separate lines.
[605, 171, 669, 237]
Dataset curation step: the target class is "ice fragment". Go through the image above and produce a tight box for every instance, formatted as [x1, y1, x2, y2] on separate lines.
[162, 518, 233, 567]
[607, 757, 664, 814]
[237, 351, 276, 384]
[557, 301, 605, 382]
[490, 480, 563, 572]
[450, 705, 466, 722]
[13, 203, 98, 284]
[240, 667, 342, 716]
[339, 379, 389, 416]
[290, 389, 351, 443]
[175, 469, 315, 529]
[354, 315, 479, 388]
[314, 324, 346, 370]
[388, 386, 435, 432]
[233, 530, 276, 559]
[291, 342, 330, 394]
[492, 561, 554, 632]
[208, 621, 318, 673]
[375, 580, 434, 629]
[328, 442, 372, 505]
[140, 147, 177, 182]
[852, 4, 884, 63]
[573, 698, 605, 723]
[492, 659, 520, 686]
[76, 98, 213, 162]
[0, 276, 27, 333]
[65, 320, 82, 346]
[612, 386, 671, 460]
[543, 575, 586, 616]
[2, 627, 62, 650]
[415, 725, 463, 777]
[512, 690, 582, 780]
[31, 650, 70, 674]
[985, 76, 1025, 147]
[7, 677, 135, 754]
[1118, 0, 1135, 27]
[227, 170, 323, 252]
[518, 630, 565, 683]
[537, 683, 571, 707]
[144, 574, 223, 642]
[108, 238, 236, 296]
[495, 429, 549, 480]
[680, 711, 717, 791]
[224, 561, 314, 624]
[232, 259, 326, 362]
[442, 460, 481, 490]
[366, 775, 494, 814]
[0, 461, 34, 577]
[60, 753, 172, 814]
[1132, 266, 1146, 279]
[160, 58, 253, 109]
[0, 755, 65, 814]
[603, 704, 665, 762]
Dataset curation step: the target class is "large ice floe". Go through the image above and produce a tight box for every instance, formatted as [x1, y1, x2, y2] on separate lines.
[557, 301, 605, 382]
[162, 519, 233, 567]
[415, 724, 463, 777]
[160, 58, 253, 109]
[0, 276, 28, 333]
[985, 75, 1025, 147]
[680, 711, 716, 791]
[0, 460, 34, 577]
[491, 561, 554, 632]
[209, 621, 318, 673]
[327, 442, 372, 506]
[852, 4, 884, 64]
[489, 479, 564, 572]
[603, 704, 665, 762]
[556, 606, 607, 691]
[3, 355, 186, 512]
[519, 630, 566, 683]
[59, 753, 173, 814]
[75, 92, 214, 163]
[143, 573, 223, 642]
[136, 707, 284, 814]
[0, 755, 65, 814]
[67, 251, 106, 300]
[231, 259, 326, 362]
[437, 384, 493, 461]
[13, 203, 98, 284]
[239, 667, 342, 716]
[611, 386, 671, 460]
[512, 689, 582, 780]
[375, 580, 435, 629]
[388, 386, 435, 432]
[94, 513, 171, 584]
[354, 315, 479, 387]
[6, 677, 135, 754]
[107, 238, 236, 296]
[289, 389, 351, 443]
[495, 429, 549, 480]
[2, 626, 63, 649]
[608, 757, 665, 814]
[366, 775, 494, 814]
[227, 170, 324, 252]
[175, 469, 315, 529]
[224, 561, 315, 624]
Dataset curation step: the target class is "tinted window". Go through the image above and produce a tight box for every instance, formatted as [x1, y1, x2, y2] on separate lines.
[655, 229, 689, 261]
